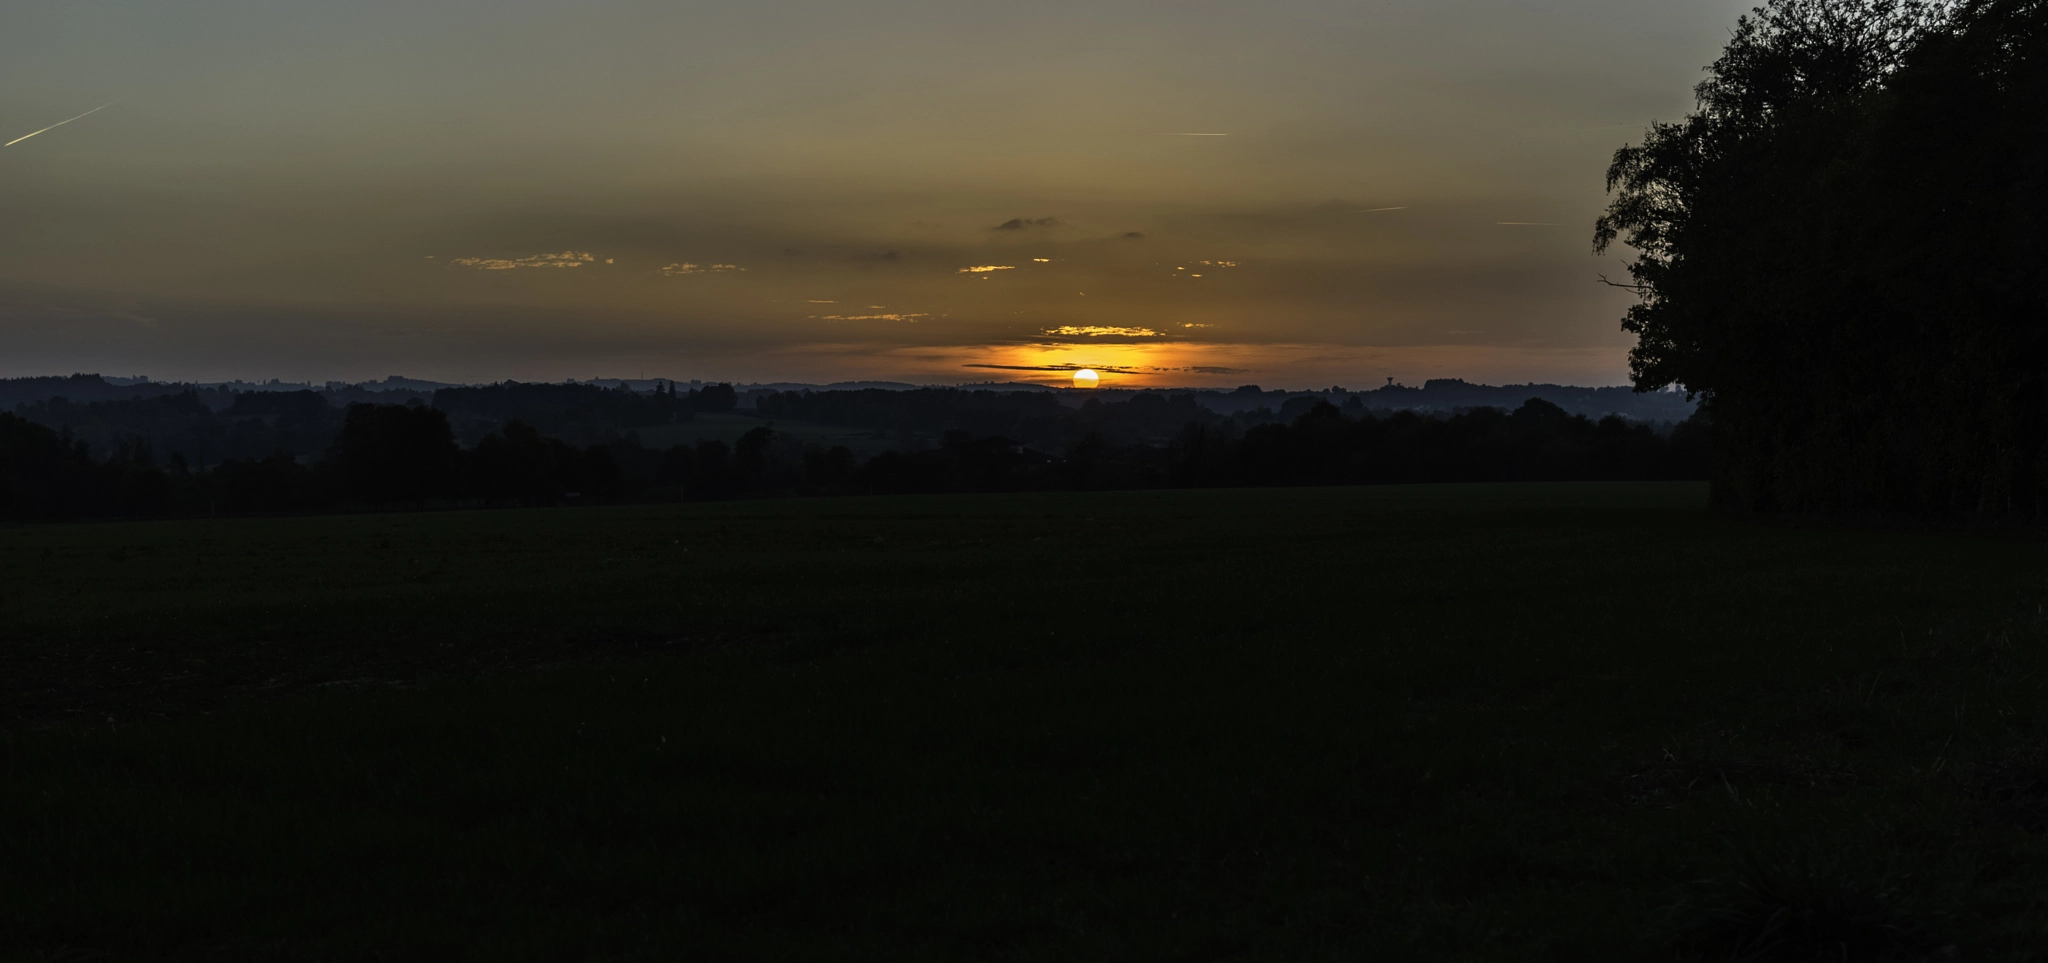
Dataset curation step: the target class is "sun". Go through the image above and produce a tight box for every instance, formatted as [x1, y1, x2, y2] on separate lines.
[1072, 368, 1100, 388]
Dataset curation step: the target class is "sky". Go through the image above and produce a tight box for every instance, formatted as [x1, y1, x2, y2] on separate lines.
[0, 0, 1750, 389]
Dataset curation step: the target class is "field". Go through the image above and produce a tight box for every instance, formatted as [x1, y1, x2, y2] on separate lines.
[5, 483, 2047, 959]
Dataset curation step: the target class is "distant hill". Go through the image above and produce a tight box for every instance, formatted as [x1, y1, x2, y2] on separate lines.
[0, 374, 204, 411]
[1343, 379, 1693, 422]
[329, 375, 466, 393]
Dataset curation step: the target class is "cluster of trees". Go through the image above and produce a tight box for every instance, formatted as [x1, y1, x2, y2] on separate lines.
[1, 403, 720, 521]
[0, 413, 172, 520]
[1, 395, 1707, 521]
[0, 374, 231, 411]
[5, 380, 741, 466]
[433, 381, 735, 444]
[757, 387, 1071, 441]
[754, 385, 1651, 452]
[1162, 398, 1708, 489]
[1598, 0, 2047, 519]
[799, 399, 1711, 496]
[756, 387, 1232, 450]
[12, 390, 342, 467]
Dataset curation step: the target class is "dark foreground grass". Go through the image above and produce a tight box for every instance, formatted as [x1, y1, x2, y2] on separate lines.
[3, 483, 2046, 959]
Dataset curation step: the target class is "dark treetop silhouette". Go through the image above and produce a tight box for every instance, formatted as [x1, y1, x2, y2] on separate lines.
[1597, 0, 2047, 520]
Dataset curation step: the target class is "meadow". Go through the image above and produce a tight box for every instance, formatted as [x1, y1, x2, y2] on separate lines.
[4, 483, 2046, 959]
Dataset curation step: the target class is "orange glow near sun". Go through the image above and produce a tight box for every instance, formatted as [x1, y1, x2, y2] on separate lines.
[785, 340, 1627, 390]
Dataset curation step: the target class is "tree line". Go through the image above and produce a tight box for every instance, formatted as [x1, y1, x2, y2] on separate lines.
[6, 380, 746, 468]
[0, 395, 1707, 522]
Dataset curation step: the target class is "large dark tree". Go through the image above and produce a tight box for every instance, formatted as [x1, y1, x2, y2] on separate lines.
[1596, 0, 2047, 519]
[328, 404, 458, 507]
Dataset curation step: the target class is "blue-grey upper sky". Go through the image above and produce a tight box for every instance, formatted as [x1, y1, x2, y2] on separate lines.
[0, 0, 1748, 387]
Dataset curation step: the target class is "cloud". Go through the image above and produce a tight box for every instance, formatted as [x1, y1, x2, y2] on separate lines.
[1181, 323, 1212, 329]
[958, 265, 1015, 274]
[661, 262, 748, 275]
[963, 361, 1247, 375]
[1043, 325, 1163, 338]
[814, 313, 929, 322]
[1195, 260, 1238, 267]
[966, 362, 1145, 373]
[992, 217, 1059, 231]
[1121, 232, 1146, 240]
[452, 251, 597, 270]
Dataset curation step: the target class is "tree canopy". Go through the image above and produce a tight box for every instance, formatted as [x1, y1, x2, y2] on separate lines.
[1597, 0, 2047, 518]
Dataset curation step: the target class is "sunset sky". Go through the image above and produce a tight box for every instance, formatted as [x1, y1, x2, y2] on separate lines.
[0, 0, 1749, 389]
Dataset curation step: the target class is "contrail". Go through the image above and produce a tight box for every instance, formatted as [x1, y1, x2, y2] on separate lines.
[1162, 132, 1228, 136]
[5, 101, 118, 148]
[1349, 206, 1408, 213]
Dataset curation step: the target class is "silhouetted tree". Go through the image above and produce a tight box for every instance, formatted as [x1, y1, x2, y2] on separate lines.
[328, 404, 458, 507]
[467, 420, 570, 505]
[1596, 0, 2047, 518]
[691, 383, 739, 413]
[690, 438, 736, 498]
[576, 444, 626, 500]
[804, 444, 858, 491]
[655, 442, 696, 497]
[213, 451, 325, 515]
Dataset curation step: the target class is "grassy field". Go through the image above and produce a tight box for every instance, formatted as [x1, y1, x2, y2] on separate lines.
[4, 483, 2047, 959]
